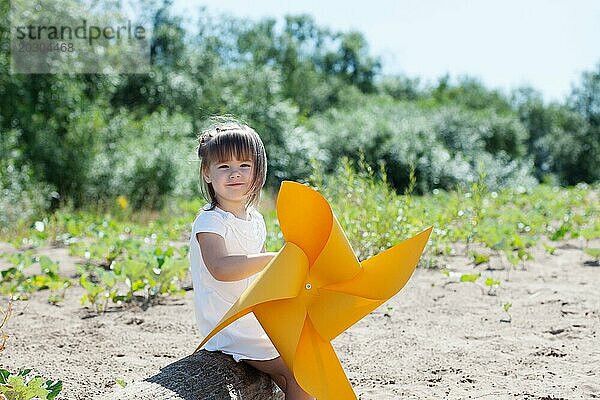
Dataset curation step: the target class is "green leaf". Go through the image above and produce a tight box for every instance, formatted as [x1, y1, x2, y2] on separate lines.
[131, 280, 146, 292]
[460, 273, 481, 283]
[38, 256, 59, 276]
[98, 270, 117, 288]
[469, 251, 490, 265]
[484, 278, 501, 286]
[511, 234, 524, 250]
[584, 247, 600, 259]
[517, 248, 533, 261]
[24, 376, 49, 399]
[121, 260, 146, 280]
[1, 267, 18, 279]
[79, 274, 94, 292]
[506, 252, 519, 266]
[543, 243, 556, 255]
[0, 375, 50, 400]
[0, 369, 10, 384]
[551, 222, 571, 241]
[110, 293, 129, 303]
[45, 379, 63, 399]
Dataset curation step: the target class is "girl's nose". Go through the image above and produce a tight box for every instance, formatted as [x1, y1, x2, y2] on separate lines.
[229, 169, 241, 179]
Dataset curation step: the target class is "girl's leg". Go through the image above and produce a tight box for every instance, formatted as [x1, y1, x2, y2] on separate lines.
[244, 357, 314, 400]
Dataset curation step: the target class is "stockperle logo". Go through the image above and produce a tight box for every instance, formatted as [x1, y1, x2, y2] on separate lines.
[10, 0, 151, 74]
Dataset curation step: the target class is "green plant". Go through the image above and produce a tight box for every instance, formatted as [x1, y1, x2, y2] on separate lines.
[0, 300, 62, 399]
[0, 368, 62, 400]
[441, 269, 501, 296]
[468, 251, 490, 265]
[484, 277, 501, 296]
[583, 248, 600, 264]
[501, 302, 512, 323]
[551, 221, 572, 241]
[543, 243, 556, 255]
[79, 245, 188, 312]
[79, 269, 118, 313]
[580, 226, 600, 248]
[0, 254, 70, 303]
[113, 247, 186, 304]
[459, 273, 481, 283]
[465, 166, 488, 254]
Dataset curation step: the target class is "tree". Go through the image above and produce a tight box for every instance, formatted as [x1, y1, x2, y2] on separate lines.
[323, 31, 380, 93]
[514, 86, 594, 185]
[568, 61, 600, 182]
[431, 75, 513, 113]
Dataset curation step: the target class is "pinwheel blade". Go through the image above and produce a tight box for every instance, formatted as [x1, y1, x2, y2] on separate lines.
[253, 297, 307, 370]
[309, 216, 362, 288]
[307, 289, 382, 341]
[277, 181, 333, 264]
[323, 226, 433, 300]
[294, 318, 356, 399]
[195, 242, 309, 353]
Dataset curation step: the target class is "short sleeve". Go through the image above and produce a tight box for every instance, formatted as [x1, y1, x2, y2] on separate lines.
[193, 211, 227, 238]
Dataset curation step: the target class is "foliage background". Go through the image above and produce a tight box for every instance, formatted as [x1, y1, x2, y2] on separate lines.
[1, 0, 599, 230]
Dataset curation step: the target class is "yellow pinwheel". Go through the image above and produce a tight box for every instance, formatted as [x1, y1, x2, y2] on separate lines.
[195, 181, 432, 399]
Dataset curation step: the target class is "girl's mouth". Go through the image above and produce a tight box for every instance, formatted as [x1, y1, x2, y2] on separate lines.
[226, 183, 244, 187]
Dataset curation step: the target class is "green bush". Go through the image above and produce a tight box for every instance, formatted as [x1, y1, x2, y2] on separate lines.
[0, 129, 55, 233]
[514, 88, 594, 185]
[89, 110, 199, 209]
[299, 95, 535, 194]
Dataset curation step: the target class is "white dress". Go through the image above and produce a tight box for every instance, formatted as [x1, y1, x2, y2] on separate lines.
[189, 204, 280, 362]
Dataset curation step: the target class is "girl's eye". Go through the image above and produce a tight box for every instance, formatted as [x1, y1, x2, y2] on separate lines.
[241, 163, 251, 167]
[218, 165, 229, 169]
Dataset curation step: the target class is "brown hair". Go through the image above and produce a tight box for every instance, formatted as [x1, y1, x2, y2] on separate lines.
[196, 118, 267, 211]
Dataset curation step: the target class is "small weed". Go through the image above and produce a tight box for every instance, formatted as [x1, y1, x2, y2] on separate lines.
[501, 302, 512, 323]
[0, 368, 62, 400]
[0, 300, 63, 399]
[543, 243, 556, 255]
[468, 251, 490, 266]
[583, 247, 600, 265]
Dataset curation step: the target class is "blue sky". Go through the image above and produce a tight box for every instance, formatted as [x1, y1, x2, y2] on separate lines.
[172, 0, 600, 103]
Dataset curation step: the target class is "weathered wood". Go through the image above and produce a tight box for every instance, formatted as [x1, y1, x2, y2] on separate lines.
[107, 350, 284, 400]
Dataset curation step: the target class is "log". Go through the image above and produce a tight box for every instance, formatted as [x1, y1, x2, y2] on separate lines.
[107, 350, 284, 400]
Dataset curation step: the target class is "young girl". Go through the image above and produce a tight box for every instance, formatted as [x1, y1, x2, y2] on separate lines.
[189, 120, 313, 399]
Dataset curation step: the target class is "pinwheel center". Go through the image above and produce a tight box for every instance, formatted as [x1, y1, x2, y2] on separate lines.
[297, 276, 319, 306]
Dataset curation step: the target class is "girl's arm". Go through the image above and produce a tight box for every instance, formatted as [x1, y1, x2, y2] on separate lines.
[197, 232, 276, 282]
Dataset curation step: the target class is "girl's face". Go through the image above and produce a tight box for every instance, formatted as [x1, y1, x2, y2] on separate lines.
[203, 156, 254, 206]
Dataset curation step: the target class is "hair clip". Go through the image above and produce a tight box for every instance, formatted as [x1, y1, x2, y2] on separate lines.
[215, 126, 237, 133]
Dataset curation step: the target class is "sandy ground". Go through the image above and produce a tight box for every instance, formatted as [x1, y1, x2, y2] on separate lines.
[1, 238, 599, 400]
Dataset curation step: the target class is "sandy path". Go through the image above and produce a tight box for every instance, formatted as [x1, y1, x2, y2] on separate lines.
[1, 240, 598, 399]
